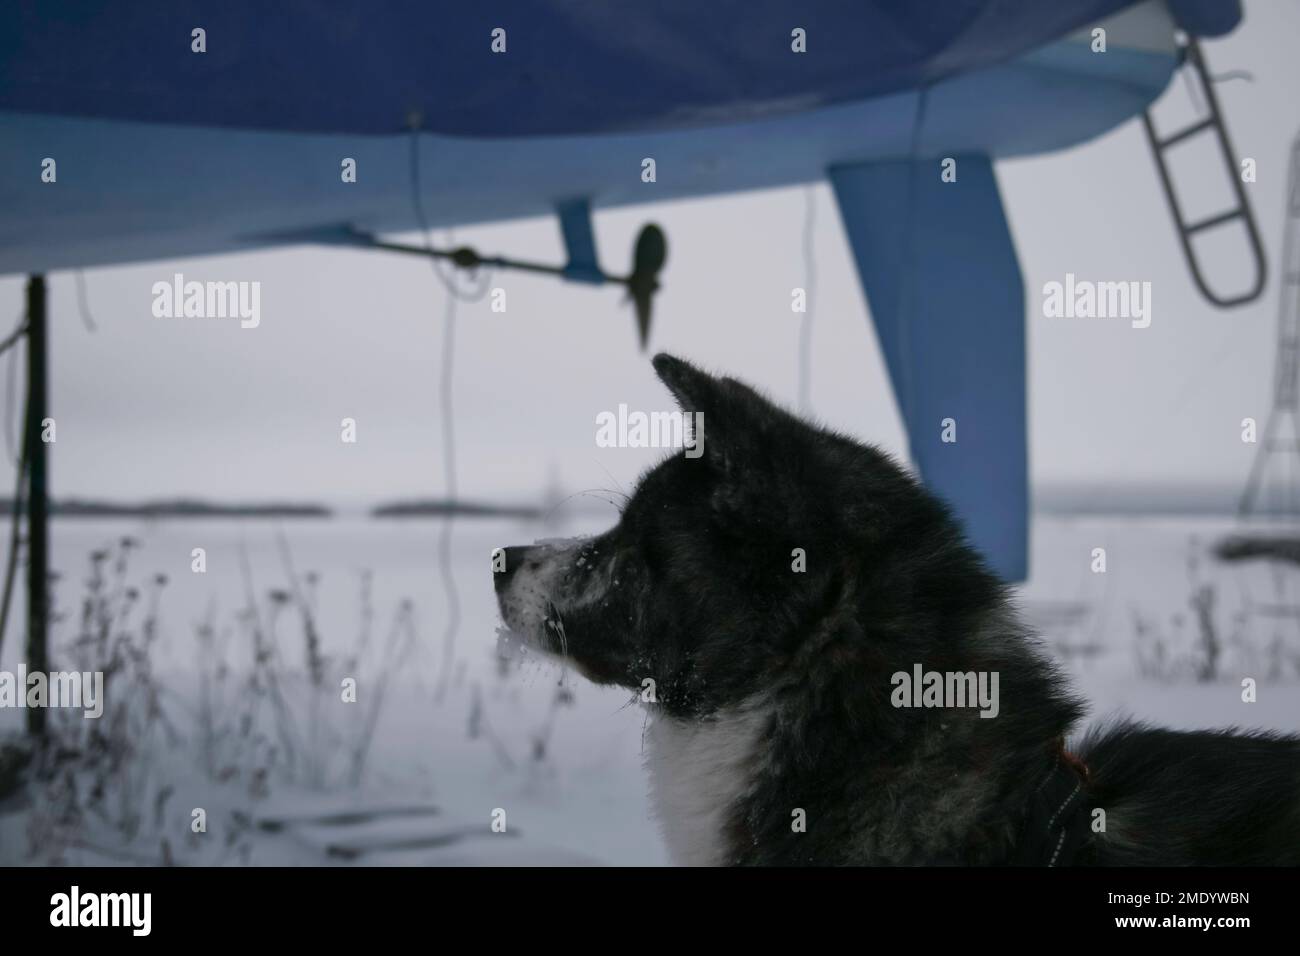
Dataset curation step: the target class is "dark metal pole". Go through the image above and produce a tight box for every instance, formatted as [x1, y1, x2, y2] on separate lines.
[25, 274, 47, 737]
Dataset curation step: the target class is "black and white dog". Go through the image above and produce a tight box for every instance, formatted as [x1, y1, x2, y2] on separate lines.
[494, 354, 1300, 866]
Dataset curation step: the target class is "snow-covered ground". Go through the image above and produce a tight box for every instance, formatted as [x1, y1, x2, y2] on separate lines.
[0, 511, 1296, 866]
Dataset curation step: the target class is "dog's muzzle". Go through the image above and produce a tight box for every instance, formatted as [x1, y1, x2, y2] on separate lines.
[492, 545, 533, 595]
[493, 539, 588, 647]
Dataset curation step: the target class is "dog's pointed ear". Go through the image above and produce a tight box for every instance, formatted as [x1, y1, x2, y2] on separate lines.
[652, 353, 721, 418]
[652, 352, 779, 430]
[653, 350, 783, 466]
[653, 353, 793, 529]
[651, 353, 716, 463]
[653, 353, 809, 531]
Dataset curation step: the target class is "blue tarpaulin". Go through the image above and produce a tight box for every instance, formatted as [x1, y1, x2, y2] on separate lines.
[0, 1, 1243, 580]
[4, 0, 1171, 136]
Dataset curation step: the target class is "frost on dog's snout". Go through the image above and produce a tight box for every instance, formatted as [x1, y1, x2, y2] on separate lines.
[491, 529, 644, 688]
[493, 537, 599, 654]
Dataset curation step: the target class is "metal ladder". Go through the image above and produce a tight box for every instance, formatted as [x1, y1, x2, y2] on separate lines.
[1143, 36, 1267, 309]
[1240, 132, 1300, 517]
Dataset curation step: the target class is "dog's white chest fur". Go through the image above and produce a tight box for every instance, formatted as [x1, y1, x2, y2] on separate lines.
[644, 704, 769, 866]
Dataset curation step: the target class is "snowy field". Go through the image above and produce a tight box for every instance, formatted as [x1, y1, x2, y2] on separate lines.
[0, 510, 1297, 866]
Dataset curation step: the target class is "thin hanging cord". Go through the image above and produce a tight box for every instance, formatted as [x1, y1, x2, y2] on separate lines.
[4, 335, 18, 465]
[432, 290, 460, 702]
[0, 394, 27, 662]
[0, 313, 28, 356]
[74, 270, 97, 332]
[406, 127, 494, 304]
[407, 125, 464, 702]
[3, 311, 26, 465]
[798, 185, 817, 415]
[0, 316, 27, 662]
[898, 86, 931, 435]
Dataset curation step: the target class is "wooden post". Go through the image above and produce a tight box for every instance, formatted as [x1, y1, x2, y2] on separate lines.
[25, 274, 47, 737]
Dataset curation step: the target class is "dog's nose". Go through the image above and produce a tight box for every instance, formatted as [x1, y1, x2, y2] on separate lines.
[493, 545, 531, 591]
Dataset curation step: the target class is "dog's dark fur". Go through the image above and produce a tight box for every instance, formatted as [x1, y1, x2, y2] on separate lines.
[495, 353, 1300, 865]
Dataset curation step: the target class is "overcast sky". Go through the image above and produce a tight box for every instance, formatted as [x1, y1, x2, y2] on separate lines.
[1, 0, 1297, 512]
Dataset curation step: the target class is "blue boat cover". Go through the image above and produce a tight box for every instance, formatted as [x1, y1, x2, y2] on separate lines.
[0, 0, 1184, 136]
[0, 0, 1243, 583]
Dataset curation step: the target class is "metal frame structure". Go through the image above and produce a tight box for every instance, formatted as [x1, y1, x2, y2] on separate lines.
[1240, 133, 1300, 516]
[1142, 36, 1267, 308]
